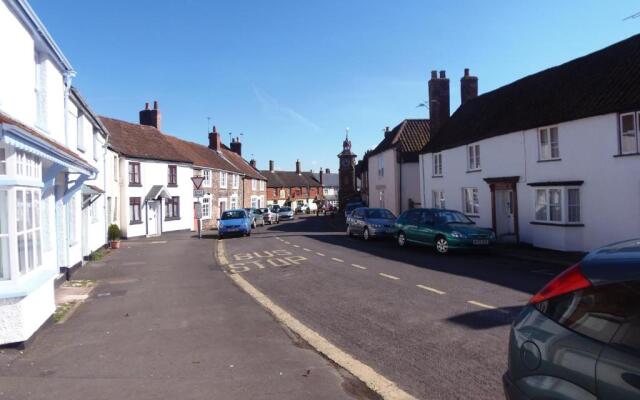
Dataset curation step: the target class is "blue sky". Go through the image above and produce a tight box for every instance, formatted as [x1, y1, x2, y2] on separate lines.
[31, 1, 639, 172]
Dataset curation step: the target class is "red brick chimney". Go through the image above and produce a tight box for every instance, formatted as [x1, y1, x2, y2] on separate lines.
[460, 68, 478, 105]
[230, 136, 242, 156]
[428, 70, 450, 134]
[139, 100, 162, 130]
[208, 126, 221, 151]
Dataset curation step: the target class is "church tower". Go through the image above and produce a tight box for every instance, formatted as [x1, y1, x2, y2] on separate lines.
[338, 129, 357, 209]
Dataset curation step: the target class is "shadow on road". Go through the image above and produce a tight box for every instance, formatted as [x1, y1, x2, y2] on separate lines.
[447, 305, 523, 330]
[264, 215, 553, 295]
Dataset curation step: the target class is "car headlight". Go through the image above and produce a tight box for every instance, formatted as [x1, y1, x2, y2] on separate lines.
[451, 231, 465, 238]
[371, 224, 383, 229]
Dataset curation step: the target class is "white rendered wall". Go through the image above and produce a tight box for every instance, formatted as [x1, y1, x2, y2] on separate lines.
[400, 162, 420, 212]
[368, 149, 400, 214]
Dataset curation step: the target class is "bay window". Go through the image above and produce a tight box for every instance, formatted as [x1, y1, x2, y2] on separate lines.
[16, 188, 42, 275]
[534, 187, 581, 224]
[0, 191, 9, 280]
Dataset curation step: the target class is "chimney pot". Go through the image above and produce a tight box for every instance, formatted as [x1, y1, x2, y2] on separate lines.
[145, 102, 150, 110]
[153, 100, 158, 110]
[439, 70, 446, 78]
[230, 135, 242, 155]
[464, 68, 470, 77]
[208, 126, 221, 151]
[325, 168, 330, 174]
[460, 68, 478, 105]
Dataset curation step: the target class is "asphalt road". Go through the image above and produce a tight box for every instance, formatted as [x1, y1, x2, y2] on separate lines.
[220, 214, 561, 400]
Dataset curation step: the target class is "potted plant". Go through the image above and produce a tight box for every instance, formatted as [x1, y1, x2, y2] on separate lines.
[108, 224, 122, 249]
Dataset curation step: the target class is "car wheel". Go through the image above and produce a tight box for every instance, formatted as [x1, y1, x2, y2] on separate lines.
[363, 227, 370, 241]
[246, 230, 251, 237]
[397, 231, 407, 247]
[347, 225, 353, 237]
[435, 236, 449, 254]
[252, 221, 256, 229]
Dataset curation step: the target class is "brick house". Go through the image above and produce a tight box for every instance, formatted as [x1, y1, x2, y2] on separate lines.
[261, 160, 322, 210]
[221, 137, 267, 209]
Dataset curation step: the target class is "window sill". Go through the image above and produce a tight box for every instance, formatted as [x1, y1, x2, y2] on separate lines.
[530, 221, 584, 227]
[432, 175, 443, 178]
[129, 183, 142, 187]
[537, 158, 562, 163]
[130, 220, 143, 225]
[167, 184, 178, 188]
[165, 216, 181, 221]
[466, 169, 482, 174]
[614, 152, 640, 158]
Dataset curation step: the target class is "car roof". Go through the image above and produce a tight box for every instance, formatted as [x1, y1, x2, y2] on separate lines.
[581, 238, 640, 285]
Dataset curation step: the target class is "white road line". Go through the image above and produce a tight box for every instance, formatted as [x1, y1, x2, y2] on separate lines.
[379, 273, 400, 280]
[151, 241, 167, 244]
[303, 248, 312, 252]
[467, 300, 497, 310]
[351, 264, 367, 270]
[316, 252, 325, 257]
[331, 257, 344, 263]
[293, 245, 300, 248]
[416, 284, 446, 295]
[284, 241, 290, 244]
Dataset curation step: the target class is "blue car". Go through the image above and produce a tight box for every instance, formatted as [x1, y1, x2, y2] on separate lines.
[218, 209, 251, 238]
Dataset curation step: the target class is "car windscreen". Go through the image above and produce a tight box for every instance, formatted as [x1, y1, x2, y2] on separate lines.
[433, 210, 474, 224]
[347, 203, 363, 211]
[280, 207, 291, 212]
[365, 209, 395, 219]
[221, 210, 245, 220]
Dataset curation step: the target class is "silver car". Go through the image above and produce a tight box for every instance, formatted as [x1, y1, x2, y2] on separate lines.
[278, 206, 294, 221]
[260, 207, 279, 224]
[244, 208, 265, 228]
[346, 207, 397, 240]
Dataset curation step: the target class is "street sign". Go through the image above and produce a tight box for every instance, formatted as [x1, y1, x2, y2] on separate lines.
[191, 176, 205, 190]
[193, 189, 205, 198]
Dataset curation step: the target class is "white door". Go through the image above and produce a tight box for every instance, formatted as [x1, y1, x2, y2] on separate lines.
[147, 201, 160, 236]
[495, 190, 514, 237]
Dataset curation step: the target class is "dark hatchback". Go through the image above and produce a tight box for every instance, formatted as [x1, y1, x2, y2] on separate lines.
[504, 239, 640, 400]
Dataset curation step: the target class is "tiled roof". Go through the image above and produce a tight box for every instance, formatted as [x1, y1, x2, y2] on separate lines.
[423, 33, 640, 153]
[259, 170, 321, 188]
[0, 111, 95, 172]
[164, 136, 237, 171]
[369, 119, 430, 157]
[100, 117, 192, 163]
[219, 147, 266, 181]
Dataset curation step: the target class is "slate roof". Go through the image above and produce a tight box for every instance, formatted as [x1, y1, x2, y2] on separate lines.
[423, 33, 640, 153]
[369, 119, 430, 158]
[312, 172, 339, 187]
[100, 117, 192, 163]
[259, 170, 321, 188]
[0, 111, 95, 172]
[164, 135, 237, 172]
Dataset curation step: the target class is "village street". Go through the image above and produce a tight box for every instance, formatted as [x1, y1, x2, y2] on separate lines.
[218, 215, 574, 400]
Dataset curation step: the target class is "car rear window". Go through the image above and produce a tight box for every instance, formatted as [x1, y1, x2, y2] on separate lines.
[535, 280, 640, 344]
[365, 209, 395, 219]
[280, 207, 291, 212]
[221, 210, 245, 220]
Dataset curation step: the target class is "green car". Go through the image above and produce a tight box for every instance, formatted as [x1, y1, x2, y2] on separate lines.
[395, 208, 496, 254]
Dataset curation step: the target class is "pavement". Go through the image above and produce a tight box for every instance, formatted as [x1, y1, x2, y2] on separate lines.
[219, 214, 581, 400]
[0, 231, 367, 400]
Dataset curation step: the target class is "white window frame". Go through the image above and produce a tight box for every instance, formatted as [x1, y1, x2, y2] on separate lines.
[113, 156, 118, 181]
[538, 126, 560, 160]
[251, 178, 257, 191]
[377, 157, 384, 177]
[0, 147, 6, 175]
[230, 194, 238, 209]
[467, 144, 481, 171]
[201, 197, 211, 220]
[0, 190, 9, 280]
[93, 129, 99, 161]
[202, 169, 211, 187]
[433, 153, 443, 176]
[432, 190, 445, 209]
[619, 112, 639, 155]
[259, 180, 265, 191]
[77, 112, 85, 152]
[462, 187, 479, 216]
[232, 174, 239, 189]
[220, 171, 228, 189]
[533, 186, 581, 225]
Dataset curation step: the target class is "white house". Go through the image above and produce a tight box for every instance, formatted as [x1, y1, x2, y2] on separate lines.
[419, 35, 640, 252]
[367, 120, 430, 215]
[0, 0, 101, 345]
[100, 104, 194, 238]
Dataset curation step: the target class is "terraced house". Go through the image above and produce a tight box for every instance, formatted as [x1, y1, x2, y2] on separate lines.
[419, 35, 640, 252]
[261, 160, 322, 210]
[0, 0, 108, 345]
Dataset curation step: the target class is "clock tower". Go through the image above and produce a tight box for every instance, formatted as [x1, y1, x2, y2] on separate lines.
[338, 129, 357, 209]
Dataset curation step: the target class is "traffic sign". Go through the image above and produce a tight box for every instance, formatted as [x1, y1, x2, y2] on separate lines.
[193, 189, 205, 198]
[191, 176, 205, 189]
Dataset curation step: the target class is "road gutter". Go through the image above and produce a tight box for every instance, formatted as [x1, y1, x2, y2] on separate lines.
[215, 239, 416, 400]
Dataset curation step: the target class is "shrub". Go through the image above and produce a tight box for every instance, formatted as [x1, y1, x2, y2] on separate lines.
[108, 224, 121, 241]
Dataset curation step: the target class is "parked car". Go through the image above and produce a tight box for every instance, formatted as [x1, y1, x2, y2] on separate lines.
[278, 206, 294, 221]
[395, 208, 495, 254]
[320, 203, 337, 215]
[504, 238, 640, 400]
[346, 207, 396, 240]
[244, 208, 265, 228]
[259, 207, 279, 224]
[344, 201, 365, 218]
[295, 203, 310, 214]
[218, 209, 252, 238]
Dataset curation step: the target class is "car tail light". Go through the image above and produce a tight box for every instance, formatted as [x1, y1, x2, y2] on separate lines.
[529, 263, 591, 305]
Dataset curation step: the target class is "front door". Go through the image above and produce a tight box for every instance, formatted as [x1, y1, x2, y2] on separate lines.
[147, 201, 160, 236]
[495, 189, 514, 239]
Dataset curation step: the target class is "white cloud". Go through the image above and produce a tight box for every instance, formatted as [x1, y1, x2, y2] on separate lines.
[253, 86, 321, 132]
